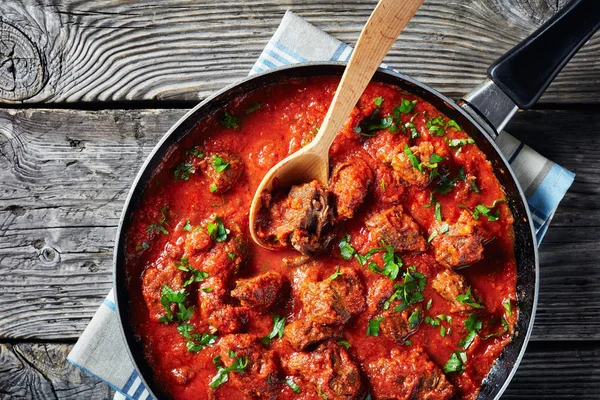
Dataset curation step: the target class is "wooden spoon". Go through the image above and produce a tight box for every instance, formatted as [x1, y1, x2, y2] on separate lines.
[249, 0, 424, 248]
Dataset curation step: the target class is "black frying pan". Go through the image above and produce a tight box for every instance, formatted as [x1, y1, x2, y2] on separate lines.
[113, 1, 600, 399]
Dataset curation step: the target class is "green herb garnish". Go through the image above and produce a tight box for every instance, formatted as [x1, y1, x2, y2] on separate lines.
[207, 217, 230, 242]
[261, 315, 286, 344]
[245, 103, 261, 114]
[443, 351, 467, 374]
[367, 317, 384, 337]
[212, 154, 230, 173]
[456, 287, 484, 309]
[209, 353, 249, 389]
[220, 112, 240, 130]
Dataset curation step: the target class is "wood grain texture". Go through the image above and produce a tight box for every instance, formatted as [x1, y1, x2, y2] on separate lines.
[0, 0, 597, 104]
[0, 343, 115, 399]
[0, 107, 598, 341]
[0, 341, 597, 399]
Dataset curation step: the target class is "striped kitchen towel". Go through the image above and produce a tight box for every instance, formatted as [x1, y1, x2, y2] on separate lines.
[67, 10, 575, 400]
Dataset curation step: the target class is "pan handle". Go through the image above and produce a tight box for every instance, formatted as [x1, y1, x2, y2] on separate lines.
[461, 0, 600, 137]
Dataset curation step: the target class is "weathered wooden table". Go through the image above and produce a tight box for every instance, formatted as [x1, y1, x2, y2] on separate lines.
[1, 0, 599, 398]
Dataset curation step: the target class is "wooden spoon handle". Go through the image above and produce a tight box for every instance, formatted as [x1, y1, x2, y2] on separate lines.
[309, 0, 424, 156]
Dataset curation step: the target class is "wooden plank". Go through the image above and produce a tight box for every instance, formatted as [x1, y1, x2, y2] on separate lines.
[0, 0, 598, 104]
[0, 107, 598, 341]
[0, 341, 597, 398]
[0, 342, 115, 399]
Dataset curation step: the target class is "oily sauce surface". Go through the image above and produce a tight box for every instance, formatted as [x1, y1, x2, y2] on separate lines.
[125, 77, 518, 400]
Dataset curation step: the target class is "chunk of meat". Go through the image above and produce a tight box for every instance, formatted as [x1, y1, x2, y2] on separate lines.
[197, 232, 246, 282]
[256, 180, 333, 255]
[329, 158, 373, 221]
[199, 277, 249, 334]
[202, 152, 244, 194]
[368, 278, 422, 343]
[431, 269, 473, 312]
[170, 367, 195, 386]
[231, 271, 288, 312]
[432, 210, 485, 268]
[300, 266, 366, 325]
[141, 256, 184, 322]
[365, 347, 455, 400]
[183, 228, 212, 257]
[214, 334, 280, 398]
[283, 319, 342, 351]
[365, 206, 426, 253]
[385, 142, 435, 188]
[283, 342, 364, 399]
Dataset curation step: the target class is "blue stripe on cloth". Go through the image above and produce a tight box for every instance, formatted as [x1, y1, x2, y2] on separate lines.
[103, 297, 116, 311]
[331, 42, 348, 61]
[508, 142, 525, 164]
[122, 370, 138, 394]
[527, 163, 575, 243]
[265, 48, 296, 65]
[272, 41, 308, 62]
[66, 357, 126, 395]
[133, 381, 146, 399]
[257, 56, 277, 70]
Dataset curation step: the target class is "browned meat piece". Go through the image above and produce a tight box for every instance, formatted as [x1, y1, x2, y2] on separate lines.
[198, 277, 249, 334]
[329, 158, 373, 221]
[365, 347, 455, 400]
[208, 305, 250, 334]
[256, 180, 333, 255]
[231, 271, 288, 312]
[215, 334, 280, 398]
[283, 319, 342, 351]
[365, 206, 426, 253]
[300, 266, 366, 325]
[170, 367, 195, 385]
[368, 278, 422, 343]
[432, 210, 485, 268]
[431, 269, 473, 312]
[378, 305, 423, 343]
[198, 232, 246, 282]
[282, 254, 310, 268]
[183, 228, 212, 256]
[141, 256, 184, 322]
[384, 142, 434, 188]
[202, 152, 244, 194]
[283, 342, 364, 399]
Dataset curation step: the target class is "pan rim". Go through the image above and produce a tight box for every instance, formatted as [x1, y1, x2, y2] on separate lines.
[112, 61, 539, 400]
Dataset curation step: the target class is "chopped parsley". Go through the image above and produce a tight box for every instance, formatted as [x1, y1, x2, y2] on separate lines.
[286, 378, 301, 394]
[183, 220, 192, 232]
[261, 315, 286, 344]
[177, 323, 217, 353]
[368, 245, 402, 280]
[404, 145, 422, 172]
[447, 137, 475, 147]
[426, 299, 432, 310]
[457, 167, 466, 181]
[456, 287, 484, 309]
[146, 205, 169, 235]
[394, 99, 417, 115]
[174, 162, 195, 182]
[503, 298, 513, 316]
[426, 116, 445, 136]
[210, 353, 249, 389]
[245, 103, 261, 114]
[212, 154, 230, 173]
[408, 309, 422, 329]
[435, 202, 442, 221]
[174, 257, 210, 287]
[338, 234, 356, 260]
[459, 314, 482, 349]
[209, 183, 218, 193]
[367, 115, 394, 131]
[470, 179, 481, 193]
[158, 285, 193, 323]
[220, 111, 240, 130]
[384, 266, 426, 311]
[356, 247, 383, 266]
[338, 339, 351, 348]
[373, 96, 384, 107]
[188, 147, 204, 158]
[404, 122, 419, 138]
[446, 120, 461, 131]
[135, 241, 149, 251]
[434, 174, 458, 195]
[328, 266, 344, 280]
[443, 351, 467, 374]
[471, 199, 505, 221]
[366, 317, 384, 337]
[207, 217, 230, 242]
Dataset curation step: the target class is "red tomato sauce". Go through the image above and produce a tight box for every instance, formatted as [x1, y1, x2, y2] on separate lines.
[125, 77, 517, 400]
